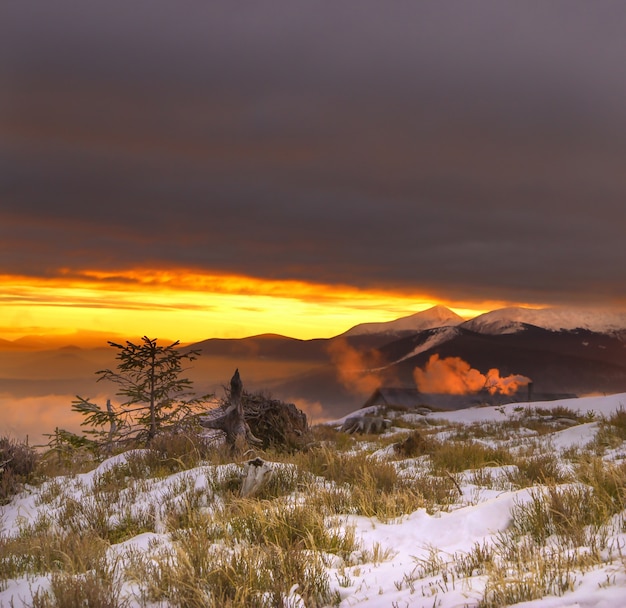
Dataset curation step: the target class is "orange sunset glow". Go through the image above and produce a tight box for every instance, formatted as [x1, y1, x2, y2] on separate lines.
[1, 269, 509, 345]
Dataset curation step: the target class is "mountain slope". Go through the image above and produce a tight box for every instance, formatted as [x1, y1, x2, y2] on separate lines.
[379, 325, 626, 395]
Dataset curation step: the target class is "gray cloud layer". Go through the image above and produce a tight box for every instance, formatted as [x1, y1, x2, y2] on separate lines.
[2, 1, 626, 307]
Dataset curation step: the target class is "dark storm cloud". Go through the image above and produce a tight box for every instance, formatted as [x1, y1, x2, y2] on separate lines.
[2, 0, 626, 306]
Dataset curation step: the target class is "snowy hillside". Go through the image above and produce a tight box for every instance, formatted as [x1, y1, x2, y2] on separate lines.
[463, 306, 626, 335]
[343, 305, 464, 337]
[3, 393, 626, 607]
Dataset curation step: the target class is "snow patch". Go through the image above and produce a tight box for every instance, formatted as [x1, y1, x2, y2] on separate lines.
[395, 326, 460, 363]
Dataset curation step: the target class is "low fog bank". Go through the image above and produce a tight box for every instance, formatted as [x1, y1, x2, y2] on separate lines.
[0, 349, 338, 445]
[0, 394, 94, 446]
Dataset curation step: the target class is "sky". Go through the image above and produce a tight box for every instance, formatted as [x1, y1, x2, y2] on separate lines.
[2, 1, 626, 343]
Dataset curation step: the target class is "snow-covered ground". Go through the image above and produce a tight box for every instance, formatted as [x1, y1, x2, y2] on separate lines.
[2, 393, 626, 607]
[326, 393, 626, 608]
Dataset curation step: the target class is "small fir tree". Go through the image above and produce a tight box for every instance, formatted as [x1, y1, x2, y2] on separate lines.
[72, 336, 211, 446]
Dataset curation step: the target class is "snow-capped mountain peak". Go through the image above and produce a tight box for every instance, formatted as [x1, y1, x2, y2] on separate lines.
[342, 305, 464, 337]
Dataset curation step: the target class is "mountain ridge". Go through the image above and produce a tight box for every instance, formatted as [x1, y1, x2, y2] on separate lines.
[461, 306, 626, 336]
[341, 305, 465, 337]
[4, 305, 626, 434]
[4, 305, 626, 351]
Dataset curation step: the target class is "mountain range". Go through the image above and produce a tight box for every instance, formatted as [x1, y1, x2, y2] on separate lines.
[182, 305, 626, 417]
[3, 306, 626, 422]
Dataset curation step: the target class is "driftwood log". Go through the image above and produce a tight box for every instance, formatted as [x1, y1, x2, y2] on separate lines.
[200, 369, 262, 450]
[340, 415, 391, 435]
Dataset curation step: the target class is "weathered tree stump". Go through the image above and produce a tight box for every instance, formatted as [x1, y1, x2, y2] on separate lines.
[340, 415, 391, 435]
[201, 369, 312, 452]
[393, 430, 428, 457]
[200, 369, 262, 450]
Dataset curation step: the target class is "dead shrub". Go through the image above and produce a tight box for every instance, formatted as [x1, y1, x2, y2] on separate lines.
[394, 430, 429, 458]
[243, 391, 313, 451]
[0, 436, 38, 504]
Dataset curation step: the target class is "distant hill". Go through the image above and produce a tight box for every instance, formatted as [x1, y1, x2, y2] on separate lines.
[187, 334, 329, 362]
[265, 307, 626, 418]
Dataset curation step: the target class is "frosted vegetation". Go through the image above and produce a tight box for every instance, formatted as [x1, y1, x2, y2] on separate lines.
[2, 393, 626, 607]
